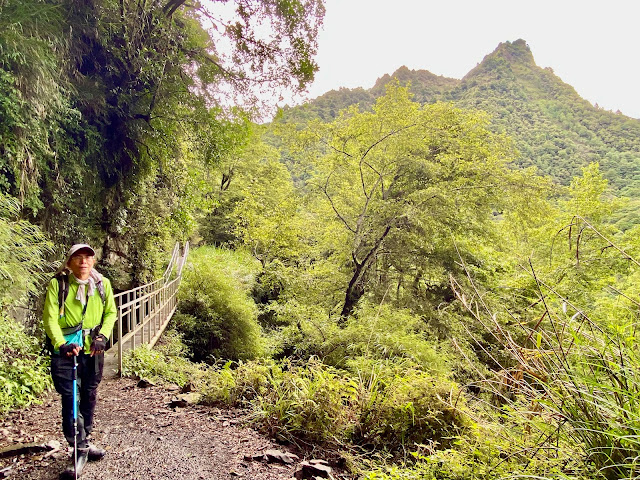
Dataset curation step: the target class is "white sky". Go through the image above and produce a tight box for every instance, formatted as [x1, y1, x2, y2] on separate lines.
[301, 0, 640, 119]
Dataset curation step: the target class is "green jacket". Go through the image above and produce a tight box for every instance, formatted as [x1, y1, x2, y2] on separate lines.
[43, 275, 117, 351]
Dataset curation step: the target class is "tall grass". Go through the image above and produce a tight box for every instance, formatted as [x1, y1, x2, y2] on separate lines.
[450, 220, 640, 480]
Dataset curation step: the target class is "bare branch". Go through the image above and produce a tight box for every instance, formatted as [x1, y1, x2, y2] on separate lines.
[322, 171, 355, 233]
[575, 215, 640, 268]
[319, 137, 353, 158]
[359, 123, 418, 164]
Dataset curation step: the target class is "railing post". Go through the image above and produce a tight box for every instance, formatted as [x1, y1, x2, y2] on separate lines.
[118, 307, 123, 376]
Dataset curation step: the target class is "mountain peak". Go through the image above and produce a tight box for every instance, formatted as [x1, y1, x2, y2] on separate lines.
[492, 39, 535, 64]
[463, 39, 536, 81]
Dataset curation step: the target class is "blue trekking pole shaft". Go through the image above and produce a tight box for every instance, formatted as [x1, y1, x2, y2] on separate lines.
[73, 354, 78, 480]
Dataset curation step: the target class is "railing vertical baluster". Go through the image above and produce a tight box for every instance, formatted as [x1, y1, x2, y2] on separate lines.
[128, 292, 132, 334]
[118, 306, 123, 375]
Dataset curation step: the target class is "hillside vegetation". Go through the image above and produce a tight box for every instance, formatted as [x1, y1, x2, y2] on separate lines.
[2, 3, 640, 479]
[282, 40, 640, 229]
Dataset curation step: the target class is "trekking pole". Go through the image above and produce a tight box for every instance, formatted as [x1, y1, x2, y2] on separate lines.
[73, 354, 78, 480]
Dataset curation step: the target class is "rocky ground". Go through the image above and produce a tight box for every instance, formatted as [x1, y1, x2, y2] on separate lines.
[0, 377, 347, 480]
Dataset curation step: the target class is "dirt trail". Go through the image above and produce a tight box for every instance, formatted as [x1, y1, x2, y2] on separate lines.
[0, 377, 324, 480]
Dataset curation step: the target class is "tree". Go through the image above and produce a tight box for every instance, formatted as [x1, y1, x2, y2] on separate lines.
[0, 0, 324, 284]
[163, 0, 325, 96]
[302, 85, 543, 321]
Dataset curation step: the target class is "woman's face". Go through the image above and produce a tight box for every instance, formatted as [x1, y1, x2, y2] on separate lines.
[68, 252, 95, 280]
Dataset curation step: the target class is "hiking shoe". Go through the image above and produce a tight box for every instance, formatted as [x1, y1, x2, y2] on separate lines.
[60, 447, 89, 479]
[87, 443, 106, 461]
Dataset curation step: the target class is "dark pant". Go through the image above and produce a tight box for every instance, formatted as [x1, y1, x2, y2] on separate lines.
[50, 352, 104, 448]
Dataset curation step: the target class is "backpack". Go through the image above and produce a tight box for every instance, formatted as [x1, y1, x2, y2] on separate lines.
[43, 273, 106, 354]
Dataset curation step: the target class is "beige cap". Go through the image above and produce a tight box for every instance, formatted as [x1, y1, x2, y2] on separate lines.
[56, 244, 96, 274]
[66, 243, 95, 260]
[56, 243, 96, 274]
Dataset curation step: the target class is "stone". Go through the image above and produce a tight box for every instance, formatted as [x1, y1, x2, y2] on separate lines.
[137, 378, 154, 388]
[294, 461, 332, 479]
[168, 392, 201, 408]
[263, 449, 300, 464]
[0, 441, 61, 459]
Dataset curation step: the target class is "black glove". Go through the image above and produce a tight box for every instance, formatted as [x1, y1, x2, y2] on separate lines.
[59, 342, 80, 357]
[91, 334, 107, 354]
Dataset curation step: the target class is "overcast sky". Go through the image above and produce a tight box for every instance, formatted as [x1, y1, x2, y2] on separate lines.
[301, 0, 640, 119]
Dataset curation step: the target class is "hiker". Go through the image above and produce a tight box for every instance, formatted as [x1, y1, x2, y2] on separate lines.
[43, 244, 117, 478]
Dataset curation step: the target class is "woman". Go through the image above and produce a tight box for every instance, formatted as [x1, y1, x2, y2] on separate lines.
[43, 244, 117, 478]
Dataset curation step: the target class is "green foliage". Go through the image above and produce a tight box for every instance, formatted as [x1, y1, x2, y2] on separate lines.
[122, 330, 207, 388]
[287, 83, 547, 320]
[200, 360, 278, 407]
[200, 126, 305, 266]
[0, 0, 68, 212]
[348, 360, 468, 453]
[202, 358, 470, 455]
[0, 193, 52, 307]
[0, 313, 51, 415]
[247, 359, 469, 455]
[281, 39, 640, 217]
[273, 300, 448, 375]
[121, 333, 469, 458]
[6, 7, 640, 478]
[250, 358, 359, 444]
[175, 246, 265, 362]
[362, 439, 598, 480]
[0, 0, 325, 285]
[449, 203, 640, 479]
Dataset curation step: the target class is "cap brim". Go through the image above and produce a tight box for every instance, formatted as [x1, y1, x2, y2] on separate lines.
[72, 247, 95, 257]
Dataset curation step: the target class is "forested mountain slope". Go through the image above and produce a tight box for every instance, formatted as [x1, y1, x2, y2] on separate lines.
[282, 39, 640, 226]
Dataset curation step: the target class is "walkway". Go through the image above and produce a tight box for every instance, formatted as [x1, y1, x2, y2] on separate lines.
[103, 242, 189, 377]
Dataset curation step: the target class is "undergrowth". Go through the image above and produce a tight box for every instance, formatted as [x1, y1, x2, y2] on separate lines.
[122, 332, 597, 478]
[0, 314, 51, 415]
[123, 330, 470, 463]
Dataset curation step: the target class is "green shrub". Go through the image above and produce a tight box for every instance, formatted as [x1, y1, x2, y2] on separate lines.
[0, 193, 53, 307]
[273, 300, 447, 375]
[121, 330, 207, 387]
[122, 331, 470, 458]
[362, 441, 599, 480]
[250, 358, 358, 443]
[0, 314, 51, 415]
[200, 357, 470, 455]
[200, 360, 280, 407]
[349, 358, 469, 452]
[175, 246, 265, 362]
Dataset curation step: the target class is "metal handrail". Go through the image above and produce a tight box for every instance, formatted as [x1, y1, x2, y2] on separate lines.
[162, 242, 180, 285]
[176, 241, 189, 278]
[106, 243, 189, 374]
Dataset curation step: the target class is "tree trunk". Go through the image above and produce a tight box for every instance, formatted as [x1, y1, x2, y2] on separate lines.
[338, 224, 392, 325]
[339, 262, 367, 324]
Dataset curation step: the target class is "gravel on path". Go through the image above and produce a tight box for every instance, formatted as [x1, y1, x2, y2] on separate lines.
[0, 377, 314, 480]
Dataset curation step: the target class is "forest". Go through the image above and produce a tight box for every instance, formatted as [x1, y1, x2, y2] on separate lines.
[2, 1, 640, 479]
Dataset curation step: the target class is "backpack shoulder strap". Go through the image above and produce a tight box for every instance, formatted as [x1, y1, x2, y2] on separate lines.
[97, 281, 106, 304]
[55, 273, 69, 317]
